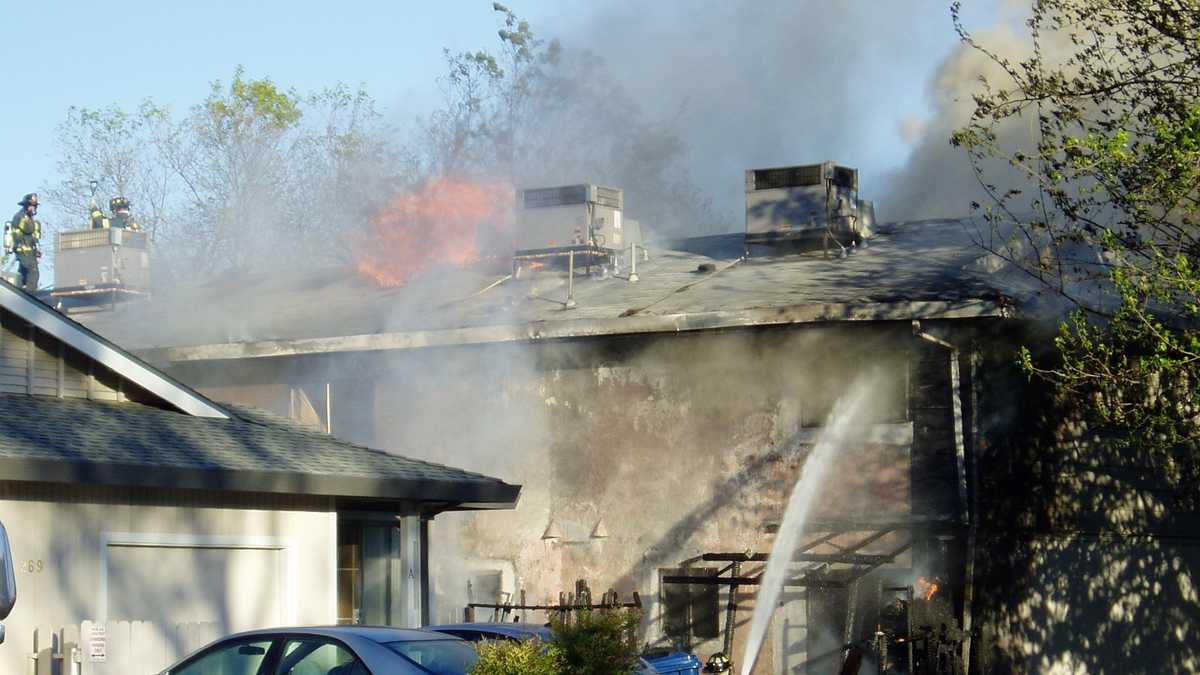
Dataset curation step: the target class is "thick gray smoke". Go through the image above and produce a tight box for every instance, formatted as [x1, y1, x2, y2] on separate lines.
[883, 17, 1044, 221]
[542, 0, 976, 228]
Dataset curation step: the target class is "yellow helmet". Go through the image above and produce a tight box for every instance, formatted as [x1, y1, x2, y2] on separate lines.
[705, 653, 732, 673]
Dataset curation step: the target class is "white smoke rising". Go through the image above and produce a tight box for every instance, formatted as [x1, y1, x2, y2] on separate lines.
[882, 17, 1041, 221]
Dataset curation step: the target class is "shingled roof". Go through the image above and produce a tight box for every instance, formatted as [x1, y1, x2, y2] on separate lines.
[0, 277, 521, 510]
[0, 394, 520, 508]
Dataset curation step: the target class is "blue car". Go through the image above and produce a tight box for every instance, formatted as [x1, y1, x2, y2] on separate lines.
[158, 626, 479, 675]
[425, 622, 659, 674]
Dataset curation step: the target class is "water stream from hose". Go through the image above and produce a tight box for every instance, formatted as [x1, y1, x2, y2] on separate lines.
[739, 379, 877, 675]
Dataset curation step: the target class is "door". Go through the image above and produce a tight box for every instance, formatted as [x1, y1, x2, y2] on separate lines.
[337, 517, 422, 627]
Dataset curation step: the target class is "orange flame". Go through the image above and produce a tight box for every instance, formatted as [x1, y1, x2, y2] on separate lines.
[356, 177, 512, 287]
[916, 576, 940, 601]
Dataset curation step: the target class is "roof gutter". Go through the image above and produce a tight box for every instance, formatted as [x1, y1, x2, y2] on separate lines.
[0, 456, 522, 509]
[148, 298, 1011, 363]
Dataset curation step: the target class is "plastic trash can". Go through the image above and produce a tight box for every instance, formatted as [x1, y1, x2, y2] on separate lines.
[644, 651, 703, 675]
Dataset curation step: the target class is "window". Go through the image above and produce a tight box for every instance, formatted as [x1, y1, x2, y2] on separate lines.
[171, 639, 274, 675]
[384, 639, 479, 675]
[275, 638, 367, 675]
[660, 568, 721, 646]
[337, 523, 362, 624]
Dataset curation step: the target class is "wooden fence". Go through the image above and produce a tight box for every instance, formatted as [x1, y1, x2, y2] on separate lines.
[29, 621, 219, 675]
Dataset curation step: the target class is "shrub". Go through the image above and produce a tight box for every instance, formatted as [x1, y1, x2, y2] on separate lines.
[469, 637, 562, 675]
[551, 609, 643, 675]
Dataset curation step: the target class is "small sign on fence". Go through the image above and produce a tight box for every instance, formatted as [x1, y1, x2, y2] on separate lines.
[88, 624, 107, 662]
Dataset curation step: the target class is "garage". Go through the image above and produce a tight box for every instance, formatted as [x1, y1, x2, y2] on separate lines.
[106, 542, 286, 630]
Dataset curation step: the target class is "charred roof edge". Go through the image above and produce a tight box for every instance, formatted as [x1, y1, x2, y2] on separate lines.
[149, 298, 1012, 363]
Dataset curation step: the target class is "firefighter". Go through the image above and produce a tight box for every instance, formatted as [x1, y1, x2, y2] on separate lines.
[703, 652, 732, 674]
[8, 193, 42, 291]
[89, 198, 110, 229]
[108, 196, 139, 231]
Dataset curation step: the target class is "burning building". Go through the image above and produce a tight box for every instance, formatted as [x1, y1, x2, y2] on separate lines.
[72, 172, 1199, 674]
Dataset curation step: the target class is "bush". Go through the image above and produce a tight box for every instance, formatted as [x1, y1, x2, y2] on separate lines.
[551, 609, 643, 675]
[469, 637, 562, 675]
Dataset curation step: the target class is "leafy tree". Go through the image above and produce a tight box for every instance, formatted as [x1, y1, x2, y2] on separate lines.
[951, 0, 1200, 452]
[48, 67, 399, 284]
[423, 4, 720, 236]
[160, 67, 304, 275]
[45, 101, 173, 238]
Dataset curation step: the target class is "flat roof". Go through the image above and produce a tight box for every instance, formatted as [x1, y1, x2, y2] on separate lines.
[77, 220, 1014, 362]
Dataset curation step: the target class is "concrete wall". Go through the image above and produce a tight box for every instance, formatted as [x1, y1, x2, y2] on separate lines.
[0, 483, 337, 675]
[153, 316, 1200, 674]
[173, 322, 960, 674]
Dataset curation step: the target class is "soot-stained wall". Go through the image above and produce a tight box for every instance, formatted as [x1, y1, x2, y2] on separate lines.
[170, 320, 975, 673]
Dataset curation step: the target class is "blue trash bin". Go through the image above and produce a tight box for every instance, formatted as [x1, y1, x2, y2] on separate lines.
[644, 651, 703, 675]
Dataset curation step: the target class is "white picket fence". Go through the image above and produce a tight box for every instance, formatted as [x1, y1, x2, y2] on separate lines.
[29, 621, 220, 675]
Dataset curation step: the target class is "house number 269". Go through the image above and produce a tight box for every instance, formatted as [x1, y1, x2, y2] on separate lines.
[23, 560, 43, 573]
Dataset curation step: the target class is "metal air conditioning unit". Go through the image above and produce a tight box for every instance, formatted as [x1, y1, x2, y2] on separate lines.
[51, 228, 150, 309]
[744, 162, 873, 250]
[515, 184, 634, 251]
[512, 184, 642, 274]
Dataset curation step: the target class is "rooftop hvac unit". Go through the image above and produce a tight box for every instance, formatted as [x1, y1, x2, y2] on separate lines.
[515, 184, 634, 254]
[744, 161, 871, 249]
[51, 227, 151, 308]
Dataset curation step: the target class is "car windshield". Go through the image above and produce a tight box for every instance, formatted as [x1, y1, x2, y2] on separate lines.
[384, 639, 479, 675]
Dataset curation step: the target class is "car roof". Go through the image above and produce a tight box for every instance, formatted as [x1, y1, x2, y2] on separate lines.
[225, 625, 460, 643]
[425, 622, 552, 638]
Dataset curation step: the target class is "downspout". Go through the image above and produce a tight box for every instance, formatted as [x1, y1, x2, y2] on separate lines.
[911, 321, 969, 523]
[911, 321, 973, 675]
[960, 348, 981, 675]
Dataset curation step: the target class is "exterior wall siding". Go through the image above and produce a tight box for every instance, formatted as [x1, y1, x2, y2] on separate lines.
[0, 483, 337, 675]
[0, 307, 125, 402]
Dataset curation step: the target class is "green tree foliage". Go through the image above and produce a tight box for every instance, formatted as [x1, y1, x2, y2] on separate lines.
[165, 68, 306, 274]
[469, 638, 562, 675]
[46, 102, 172, 238]
[49, 67, 398, 284]
[952, 0, 1200, 452]
[425, 3, 720, 236]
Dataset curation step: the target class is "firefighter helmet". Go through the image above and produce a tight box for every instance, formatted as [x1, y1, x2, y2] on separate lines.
[110, 196, 131, 212]
[704, 653, 732, 673]
[17, 193, 38, 207]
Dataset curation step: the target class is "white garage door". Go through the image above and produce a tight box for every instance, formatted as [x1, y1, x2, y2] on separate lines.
[107, 545, 284, 631]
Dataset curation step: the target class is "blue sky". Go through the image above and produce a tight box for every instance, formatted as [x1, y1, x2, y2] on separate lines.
[1, 0, 1002, 224]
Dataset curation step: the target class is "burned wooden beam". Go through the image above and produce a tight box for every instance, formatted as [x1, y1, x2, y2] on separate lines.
[701, 552, 897, 565]
[662, 574, 848, 589]
[763, 515, 965, 534]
